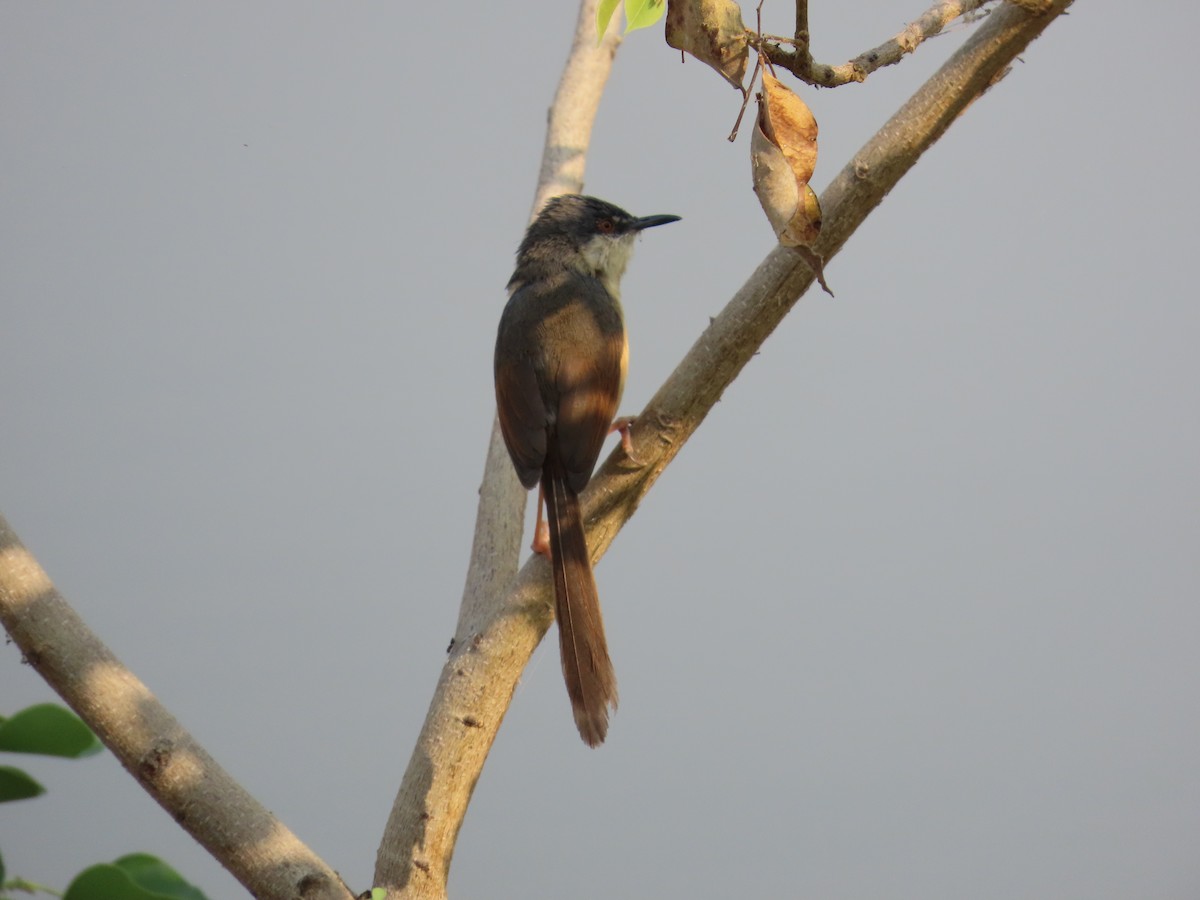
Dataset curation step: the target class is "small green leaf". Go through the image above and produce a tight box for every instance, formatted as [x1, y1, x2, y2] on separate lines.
[0, 703, 103, 758]
[0, 764, 46, 802]
[596, 0, 622, 44]
[624, 0, 666, 33]
[66, 864, 159, 900]
[114, 853, 208, 900]
[64, 855, 208, 900]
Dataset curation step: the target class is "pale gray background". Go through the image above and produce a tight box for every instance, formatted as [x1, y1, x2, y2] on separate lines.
[3, 3, 1198, 898]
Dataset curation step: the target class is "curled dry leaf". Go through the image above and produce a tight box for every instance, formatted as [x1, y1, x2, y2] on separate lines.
[665, 0, 749, 90]
[750, 71, 832, 295]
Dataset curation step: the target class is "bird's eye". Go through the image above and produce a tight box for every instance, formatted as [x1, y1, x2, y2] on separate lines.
[597, 218, 616, 234]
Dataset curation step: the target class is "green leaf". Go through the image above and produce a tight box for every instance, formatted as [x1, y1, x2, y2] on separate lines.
[596, 0, 621, 44]
[113, 854, 208, 900]
[0, 764, 45, 802]
[0, 703, 103, 758]
[624, 0, 666, 33]
[65, 864, 159, 900]
[64, 855, 208, 900]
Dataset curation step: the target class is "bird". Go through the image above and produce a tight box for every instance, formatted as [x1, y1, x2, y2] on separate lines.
[494, 194, 680, 746]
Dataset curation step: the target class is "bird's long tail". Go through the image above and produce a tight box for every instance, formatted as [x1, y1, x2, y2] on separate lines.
[542, 453, 618, 746]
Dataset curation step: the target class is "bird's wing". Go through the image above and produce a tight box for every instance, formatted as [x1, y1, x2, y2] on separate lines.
[551, 288, 625, 494]
[495, 319, 549, 490]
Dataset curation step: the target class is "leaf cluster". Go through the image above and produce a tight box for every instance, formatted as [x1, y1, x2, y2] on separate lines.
[0, 704, 206, 900]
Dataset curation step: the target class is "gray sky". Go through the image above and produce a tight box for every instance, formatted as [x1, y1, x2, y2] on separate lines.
[3, 3, 1198, 898]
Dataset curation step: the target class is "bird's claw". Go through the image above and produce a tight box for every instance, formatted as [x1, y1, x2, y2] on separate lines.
[610, 416, 642, 465]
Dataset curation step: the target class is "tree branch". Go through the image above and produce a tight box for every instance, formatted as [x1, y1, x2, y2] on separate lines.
[376, 0, 1073, 890]
[761, 0, 1001, 87]
[0, 515, 354, 900]
[793, 0, 810, 55]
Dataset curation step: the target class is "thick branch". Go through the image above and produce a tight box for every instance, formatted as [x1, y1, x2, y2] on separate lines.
[379, 0, 1073, 891]
[762, 0, 998, 86]
[0, 515, 353, 900]
[371, 2, 623, 897]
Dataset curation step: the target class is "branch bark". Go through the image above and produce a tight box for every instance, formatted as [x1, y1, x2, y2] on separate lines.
[0, 516, 354, 900]
[376, 0, 1073, 891]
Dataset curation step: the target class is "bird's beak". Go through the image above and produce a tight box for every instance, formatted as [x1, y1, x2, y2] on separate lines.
[632, 214, 681, 231]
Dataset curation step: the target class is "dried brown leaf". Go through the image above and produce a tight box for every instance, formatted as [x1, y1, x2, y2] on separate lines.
[760, 72, 818, 186]
[750, 114, 800, 237]
[749, 73, 831, 294]
[665, 0, 749, 90]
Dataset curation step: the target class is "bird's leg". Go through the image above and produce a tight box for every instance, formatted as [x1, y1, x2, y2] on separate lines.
[532, 483, 551, 557]
[610, 416, 641, 464]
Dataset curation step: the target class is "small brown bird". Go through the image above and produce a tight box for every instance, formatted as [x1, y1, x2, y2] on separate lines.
[494, 195, 679, 746]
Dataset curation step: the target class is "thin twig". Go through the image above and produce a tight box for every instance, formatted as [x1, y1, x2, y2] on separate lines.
[794, 0, 810, 54]
[760, 0, 999, 87]
[727, 51, 763, 141]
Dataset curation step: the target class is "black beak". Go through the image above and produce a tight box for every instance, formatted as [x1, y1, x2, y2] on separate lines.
[632, 214, 682, 231]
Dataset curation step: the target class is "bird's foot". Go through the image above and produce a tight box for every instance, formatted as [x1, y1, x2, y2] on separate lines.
[610, 416, 641, 464]
[531, 520, 551, 558]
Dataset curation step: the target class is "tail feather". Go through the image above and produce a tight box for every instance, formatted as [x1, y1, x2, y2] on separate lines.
[543, 456, 618, 746]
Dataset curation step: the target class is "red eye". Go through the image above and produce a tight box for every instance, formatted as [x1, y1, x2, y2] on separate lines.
[597, 218, 616, 234]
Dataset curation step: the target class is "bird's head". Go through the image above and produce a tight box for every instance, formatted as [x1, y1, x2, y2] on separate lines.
[516, 194, 680, 297]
